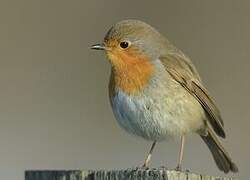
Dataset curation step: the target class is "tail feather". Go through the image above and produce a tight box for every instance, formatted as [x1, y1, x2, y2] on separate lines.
[201, 128, 238, 173]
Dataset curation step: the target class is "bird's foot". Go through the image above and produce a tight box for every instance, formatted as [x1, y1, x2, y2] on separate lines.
[175, 165, 182, 171]
[141, 164, 150, 170]
[174, 165, 190, 172]
[130, 165, 149, 171]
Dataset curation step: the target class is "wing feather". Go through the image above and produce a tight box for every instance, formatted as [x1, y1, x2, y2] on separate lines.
[159, 53, 225, 138]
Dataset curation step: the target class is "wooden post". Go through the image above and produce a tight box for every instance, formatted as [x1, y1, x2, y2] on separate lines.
[25, 169, 238, 180]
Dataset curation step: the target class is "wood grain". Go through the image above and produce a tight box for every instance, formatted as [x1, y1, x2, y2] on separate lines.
[25, 169, 238, 180]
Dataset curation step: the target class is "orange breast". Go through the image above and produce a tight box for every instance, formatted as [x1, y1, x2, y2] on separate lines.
[108, 48, 154, 95]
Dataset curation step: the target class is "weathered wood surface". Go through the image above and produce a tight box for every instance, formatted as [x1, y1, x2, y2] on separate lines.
[25, 169, 238, 180]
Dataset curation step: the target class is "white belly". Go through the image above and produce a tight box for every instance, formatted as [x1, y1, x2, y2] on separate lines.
[110, 66, 206, 141]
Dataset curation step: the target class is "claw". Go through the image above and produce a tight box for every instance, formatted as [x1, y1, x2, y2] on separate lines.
[175, 165, 182, 171]
[131, 165, 149, 172]
[142, 163, 148, 169]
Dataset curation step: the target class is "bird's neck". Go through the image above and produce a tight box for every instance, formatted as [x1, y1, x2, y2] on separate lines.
[109, 59, 154, 96]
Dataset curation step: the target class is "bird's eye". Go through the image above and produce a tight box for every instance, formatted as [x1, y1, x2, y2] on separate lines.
[120, 41, 130, 49]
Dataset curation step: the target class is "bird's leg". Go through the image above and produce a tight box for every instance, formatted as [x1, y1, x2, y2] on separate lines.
[142, 141, 157, 168]
[176, 135, 185, 171]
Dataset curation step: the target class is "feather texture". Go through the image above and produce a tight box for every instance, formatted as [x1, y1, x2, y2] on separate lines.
[159, 53, 225, 138]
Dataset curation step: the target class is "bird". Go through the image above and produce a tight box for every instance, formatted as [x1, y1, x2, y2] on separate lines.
[91, 19, 238, 173]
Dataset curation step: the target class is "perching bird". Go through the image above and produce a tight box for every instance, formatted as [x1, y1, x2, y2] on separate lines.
[91, 19, 238, 173]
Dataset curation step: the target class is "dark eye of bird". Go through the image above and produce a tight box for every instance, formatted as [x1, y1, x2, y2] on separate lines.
[120, 41, 129, 49]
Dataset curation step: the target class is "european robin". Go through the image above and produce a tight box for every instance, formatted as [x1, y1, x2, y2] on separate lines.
[91, 19, 238, 173]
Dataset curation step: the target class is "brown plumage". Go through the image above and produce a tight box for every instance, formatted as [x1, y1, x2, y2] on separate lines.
[159, 54, 225, 138]
[201, 128, 238, 173]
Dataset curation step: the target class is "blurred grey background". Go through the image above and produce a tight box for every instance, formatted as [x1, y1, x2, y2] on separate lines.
[0, 0, 249, 179]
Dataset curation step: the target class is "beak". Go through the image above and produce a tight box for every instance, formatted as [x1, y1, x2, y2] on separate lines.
[90, 43, 106, 50]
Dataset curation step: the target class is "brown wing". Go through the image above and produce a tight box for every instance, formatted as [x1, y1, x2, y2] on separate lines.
[159, 53, 225, 138]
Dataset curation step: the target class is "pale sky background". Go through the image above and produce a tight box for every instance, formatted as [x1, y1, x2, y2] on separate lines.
[0, 0, 249, 179]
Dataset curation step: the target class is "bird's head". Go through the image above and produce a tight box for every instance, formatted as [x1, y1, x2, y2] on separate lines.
[91, 19, 171, 94]
[91, 19, 171, 68]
